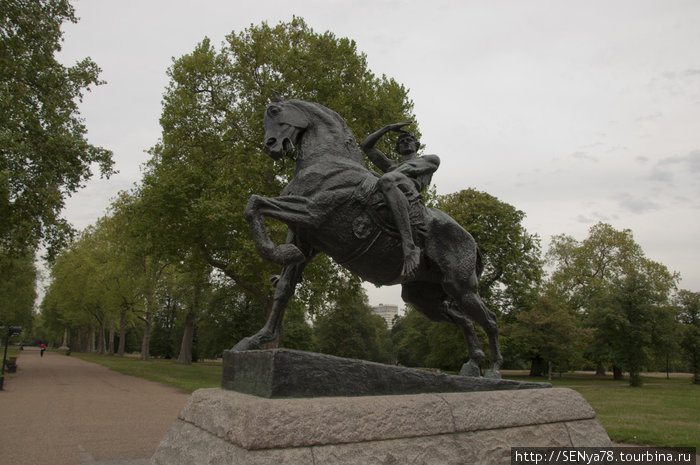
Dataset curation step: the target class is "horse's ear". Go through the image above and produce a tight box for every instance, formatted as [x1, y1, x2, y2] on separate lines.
[271, 90, 284, 102]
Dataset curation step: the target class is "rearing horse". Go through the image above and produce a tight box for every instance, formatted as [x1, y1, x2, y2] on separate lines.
[235, 97, 503, 377]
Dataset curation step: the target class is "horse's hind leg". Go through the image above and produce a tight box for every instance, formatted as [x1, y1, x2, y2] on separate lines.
[401, 281, 486, 375]
[442, 274, 503, 378]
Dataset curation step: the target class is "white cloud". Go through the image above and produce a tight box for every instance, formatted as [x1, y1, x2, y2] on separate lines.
[616, 194, 661, 215]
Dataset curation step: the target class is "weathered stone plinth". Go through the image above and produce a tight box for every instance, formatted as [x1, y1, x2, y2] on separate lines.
[151, 387, 611, 465]
[221, 348, 549, 397]
[153, 350, 609, 464]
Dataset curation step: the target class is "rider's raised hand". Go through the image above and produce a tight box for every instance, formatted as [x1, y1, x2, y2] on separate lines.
[388, 121, 413, 132]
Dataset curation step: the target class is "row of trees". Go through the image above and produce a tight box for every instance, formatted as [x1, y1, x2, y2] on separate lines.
[1, 0, 112, 334]
[3, 4, 697, 386]
[392, 221, 700, 386]
[34, 16, 419, 363]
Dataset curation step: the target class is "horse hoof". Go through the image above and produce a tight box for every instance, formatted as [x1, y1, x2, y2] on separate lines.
[274, 244, 305, 265]
[484, 369, 502, 379]
[459, 361, 482, 377]
[231, 337, 259, 351]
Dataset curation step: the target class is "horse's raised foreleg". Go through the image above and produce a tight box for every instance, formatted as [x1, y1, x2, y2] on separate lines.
[244, 194, 325, 266]
[232, 232, 315, 351]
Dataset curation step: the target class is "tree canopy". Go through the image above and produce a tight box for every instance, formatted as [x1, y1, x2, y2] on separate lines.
[27, 16, 695, 385]
[0, 249, 36, 328]
[1, 0, 113, 257]
[436, 189, 543, 315]
[393, 189, 544, 371]
[547, 222, 679, 385]
[139, 17, 418, 326]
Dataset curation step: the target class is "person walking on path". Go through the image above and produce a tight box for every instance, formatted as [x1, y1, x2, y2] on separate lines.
[40, 342, 46, 357]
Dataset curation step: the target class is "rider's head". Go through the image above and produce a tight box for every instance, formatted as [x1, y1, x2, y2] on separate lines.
[396, 132, 419, 156]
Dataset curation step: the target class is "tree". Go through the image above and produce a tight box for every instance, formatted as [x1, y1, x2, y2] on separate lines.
[42, 226, 111, 352]
[279, 302, 315, 352]
[547, 223, 678, 386]
[139, 18, 418, 348]
[391, 189, 543, 371]
[172, 261, 210, 364]
[314, 283, 393, 364]
[196, 281, 266, 359]
[391, 309, 432, 368]
[1, 0, 113, 257]
[0, 249, 37, 328]
[676, 290, 700, 384]
[503, 296, 591, 380]
[40, 192, 175, 358]
[391, 308, 468, 371]
[436, 189, 543, 314]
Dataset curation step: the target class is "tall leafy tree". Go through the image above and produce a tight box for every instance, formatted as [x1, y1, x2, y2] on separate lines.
[0, 249, 36, 328]
[1, 0, 113, 257]
[676, 290, 700, 384]
[503, 296, 591, 379]
[547, 222, 678, 386]
[42, 226, 111, 352]
[314, 284, 393, 364]
[140, 18, 418, 344]
[196, 281, 266, 359]
[393, 189, 543, 371]
[436, 189, 543, 315]
[105, 193, 172, 360]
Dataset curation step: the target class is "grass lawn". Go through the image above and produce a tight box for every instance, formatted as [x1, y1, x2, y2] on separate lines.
[508, 372, 699, 450]
[69, 353, 698, 449]
[71, 352, 222, 393]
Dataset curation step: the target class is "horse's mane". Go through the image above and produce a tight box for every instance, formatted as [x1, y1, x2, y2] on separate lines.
[286, 99, 364, 164]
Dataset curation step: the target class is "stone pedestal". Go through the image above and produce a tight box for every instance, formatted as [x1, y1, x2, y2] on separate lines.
[152, 387, 610, 465]
[153, 350, 610, 464]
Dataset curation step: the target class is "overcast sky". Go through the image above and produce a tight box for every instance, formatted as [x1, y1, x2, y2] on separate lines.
[57, 0, 700, 307]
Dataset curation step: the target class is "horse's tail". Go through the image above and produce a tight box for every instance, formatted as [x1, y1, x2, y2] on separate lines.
[476, 245, 484, 280]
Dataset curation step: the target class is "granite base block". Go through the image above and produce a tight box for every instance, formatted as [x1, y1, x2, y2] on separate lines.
[152, 388, 611, 465]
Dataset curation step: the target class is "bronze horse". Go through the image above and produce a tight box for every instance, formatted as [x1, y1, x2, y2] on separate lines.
[234, 97, 503, 377]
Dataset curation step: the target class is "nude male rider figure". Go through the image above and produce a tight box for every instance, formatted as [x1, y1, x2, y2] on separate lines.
[360, 122, 440, 277]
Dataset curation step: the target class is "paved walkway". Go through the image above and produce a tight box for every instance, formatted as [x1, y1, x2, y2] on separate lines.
[0, 347, 190, 465]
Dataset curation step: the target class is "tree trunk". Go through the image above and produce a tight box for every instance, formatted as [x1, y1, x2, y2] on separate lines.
[88, 321, 96, 353]
[177, 311, 196, 364]
[595, 362, 606, 376]
[613, 365, 623, 380]
[547, 360, 553, 382]
[59, 329, 69, 349]
[108, 318, 115, 355]
[529, 356, 545, 377]
[629, 370, 643, 387]
[118, 309, 127, 356]
[141, 316, 151, 361]
[97, 317, 106, 354]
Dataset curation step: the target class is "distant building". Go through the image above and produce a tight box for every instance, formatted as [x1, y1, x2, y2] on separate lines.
[371, 303, 399, 329]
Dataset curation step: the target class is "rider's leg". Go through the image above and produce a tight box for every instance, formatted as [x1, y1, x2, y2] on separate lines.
[377, 172, 420, 276]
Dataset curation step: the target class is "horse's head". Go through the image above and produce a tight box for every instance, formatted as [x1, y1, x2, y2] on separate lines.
[262, 98, 309, 160]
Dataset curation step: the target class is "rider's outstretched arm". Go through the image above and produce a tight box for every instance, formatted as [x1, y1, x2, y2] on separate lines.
[360, 122, 412, 173]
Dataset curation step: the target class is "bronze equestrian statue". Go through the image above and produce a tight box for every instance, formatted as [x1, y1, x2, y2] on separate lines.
[234, 96, 503, 377]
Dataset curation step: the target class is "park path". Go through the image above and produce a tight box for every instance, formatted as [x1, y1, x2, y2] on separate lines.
[0, 347, 190, 465]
